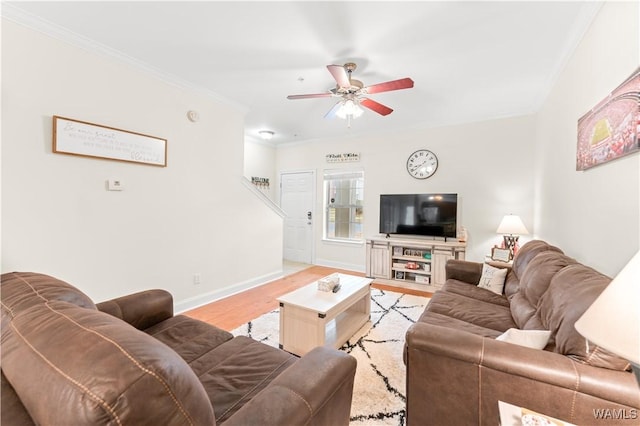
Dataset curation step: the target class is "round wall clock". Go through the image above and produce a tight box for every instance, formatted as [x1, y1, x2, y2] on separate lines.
[406, 149, 438, 179]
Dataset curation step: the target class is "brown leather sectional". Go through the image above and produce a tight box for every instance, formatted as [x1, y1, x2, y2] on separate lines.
[405, 240, 640, 425]
[1, 272, 356, 425]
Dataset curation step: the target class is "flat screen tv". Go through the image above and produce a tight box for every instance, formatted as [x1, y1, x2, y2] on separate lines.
[379, 193, 458, 238]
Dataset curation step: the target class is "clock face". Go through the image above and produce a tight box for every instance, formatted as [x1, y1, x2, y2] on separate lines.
[407, 149, 438, 179]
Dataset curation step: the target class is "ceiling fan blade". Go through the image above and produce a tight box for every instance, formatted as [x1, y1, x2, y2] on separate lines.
[287, 93, 333, 100]
[364, 78, 414, 94]
[361, 98, 394, 116]
[327, 64, 350, 88]
[324, 101, 343, 119]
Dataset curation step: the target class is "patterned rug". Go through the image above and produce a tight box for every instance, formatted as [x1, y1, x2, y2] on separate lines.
[231, 289, 430, 426]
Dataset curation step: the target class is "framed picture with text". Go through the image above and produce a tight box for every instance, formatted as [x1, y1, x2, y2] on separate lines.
[491, 247, 512, 262]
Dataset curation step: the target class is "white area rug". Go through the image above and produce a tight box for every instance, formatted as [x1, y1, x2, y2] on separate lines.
[231, 289, 430, 425]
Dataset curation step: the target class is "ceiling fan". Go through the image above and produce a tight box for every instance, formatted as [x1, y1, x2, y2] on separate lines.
[287, 62, 414, 121]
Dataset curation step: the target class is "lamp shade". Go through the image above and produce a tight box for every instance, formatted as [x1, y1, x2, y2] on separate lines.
[496, 214, 529, 235]
[574, 250, 640, 365]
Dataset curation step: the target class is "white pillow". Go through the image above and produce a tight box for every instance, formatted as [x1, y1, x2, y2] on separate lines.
[496, 328, 552, 349]
[477, 263, 508, 295]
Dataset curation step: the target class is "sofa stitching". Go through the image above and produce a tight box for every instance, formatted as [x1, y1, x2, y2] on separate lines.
[303, 362, 354, 418]
[0, 300, 15, 318]
[217, 341, 295, 421]
[43, 302, 197, 426]
[52, 304, 194, 425]
[568, 360, 580, 422]
[14, 273, 50, 303]
[478, 338, 485, 426]
[584, 343, 631, 371]
[9, 321, 123, 425]
[276, 385, 314, 417]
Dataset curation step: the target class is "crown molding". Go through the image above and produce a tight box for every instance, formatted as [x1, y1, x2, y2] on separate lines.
[529, 1, 604, 111]
[1, 3, 248, 114]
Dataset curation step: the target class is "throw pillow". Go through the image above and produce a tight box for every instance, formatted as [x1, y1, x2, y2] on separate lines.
[496, 328, 552, 349]
[478, 264, 508, 295]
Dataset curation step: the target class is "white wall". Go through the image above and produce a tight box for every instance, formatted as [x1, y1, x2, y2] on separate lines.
[534, 1, 640, 276]
[276, 115, 537, 270]
[1, 19, 284, 310]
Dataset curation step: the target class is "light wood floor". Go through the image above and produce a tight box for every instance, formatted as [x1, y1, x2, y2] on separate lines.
[184, 265, 433, 331]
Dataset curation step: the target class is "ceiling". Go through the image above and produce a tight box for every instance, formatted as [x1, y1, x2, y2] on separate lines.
[4, 1, 601, 145]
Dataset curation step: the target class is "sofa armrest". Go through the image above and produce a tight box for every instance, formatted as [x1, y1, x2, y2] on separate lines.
[224, 346, 357, 426]
[2, 370, 35, 426]
[96, 289, 173, 330]
[445, 259, 483, 284]
[405, 323, 640, 425]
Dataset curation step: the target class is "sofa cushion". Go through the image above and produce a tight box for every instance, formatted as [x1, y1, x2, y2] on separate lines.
[510, 251, 577, 329]
[504, 240, 563, 299]
[145, 314, 234, 364]
[188, 335, 298, 423]
[1, 371, 34, 426]
[422, 290, 516, 333]
[2, 300, 215, 426]
[538, 264, 630, 371]
[1, 272, 96, 317]
[441, 280, 510, 307]
[477, 263, 508, 295]
[417, 310, 503, 338]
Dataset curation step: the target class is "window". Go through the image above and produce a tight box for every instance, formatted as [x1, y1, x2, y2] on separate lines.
[323, 170, 364, 242]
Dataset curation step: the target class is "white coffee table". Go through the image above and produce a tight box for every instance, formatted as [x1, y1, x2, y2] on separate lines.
[277, 273, 372, 356]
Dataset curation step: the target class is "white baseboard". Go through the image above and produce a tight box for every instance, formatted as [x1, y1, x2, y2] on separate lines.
[313, 258, 365, 274]
[174, 269, 284, 314]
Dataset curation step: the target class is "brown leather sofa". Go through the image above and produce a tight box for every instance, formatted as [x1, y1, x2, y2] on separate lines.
[1, 272, 357, 425]
[405, 240, 640, 425]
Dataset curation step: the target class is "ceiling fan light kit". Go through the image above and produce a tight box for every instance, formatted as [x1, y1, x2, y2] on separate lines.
[287, 62, 414, 125]
[335, 99, 364, 120]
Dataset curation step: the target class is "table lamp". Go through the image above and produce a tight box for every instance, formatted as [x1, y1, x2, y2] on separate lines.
[496, 214, 529, 257]
[574, 250, 640, 384]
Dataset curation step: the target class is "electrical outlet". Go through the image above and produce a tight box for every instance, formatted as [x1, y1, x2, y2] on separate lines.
[193, 273, 201, 285]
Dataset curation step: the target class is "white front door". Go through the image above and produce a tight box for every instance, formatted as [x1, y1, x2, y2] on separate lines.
[280, 171, 314, 264]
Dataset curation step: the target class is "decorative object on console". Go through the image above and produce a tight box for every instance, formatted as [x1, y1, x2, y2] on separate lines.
[406, 149, 438, 179]
[491, 246, 512, 262]
[496, 214, 529, 259]
[457, 225, 468, 242]
[574, 250, 640, 384]
[576, 66, 639, 171]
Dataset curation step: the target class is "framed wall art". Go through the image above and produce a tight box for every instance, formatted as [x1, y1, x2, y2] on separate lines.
[53, 116, 167, 167]
[576, 67, 640, 171]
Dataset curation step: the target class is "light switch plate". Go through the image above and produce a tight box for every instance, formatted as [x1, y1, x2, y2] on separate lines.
[107, 179, 124, 191]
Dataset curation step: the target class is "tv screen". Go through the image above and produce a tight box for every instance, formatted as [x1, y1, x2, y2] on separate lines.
[379, 193, 458, 238]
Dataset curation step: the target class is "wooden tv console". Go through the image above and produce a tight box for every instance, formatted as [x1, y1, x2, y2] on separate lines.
[366, 235, 466, 292]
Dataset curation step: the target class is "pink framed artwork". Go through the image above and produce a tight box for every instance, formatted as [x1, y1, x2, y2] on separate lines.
[576, 67, 640, 171]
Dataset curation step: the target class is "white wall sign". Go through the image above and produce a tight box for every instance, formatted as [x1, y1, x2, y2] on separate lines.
[326, 152, 360, 163]
[53, 116, 167, 167]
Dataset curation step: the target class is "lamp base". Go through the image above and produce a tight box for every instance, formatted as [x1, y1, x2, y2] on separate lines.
[502, 235, 519, 259]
